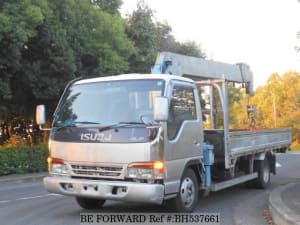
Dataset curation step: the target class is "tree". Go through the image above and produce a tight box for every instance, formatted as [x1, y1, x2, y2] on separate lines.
[125, 0, 206, 73]
[91, 0, 123, 14]
[0, 0, 134, 118]
[54, 0, 134, 77]
[230, 71, 300, 145]
[175, 41, 206, 58]
[262, 72, 300, 143]
[156, 21, 177, 52]
[0, 0, 46, 117]
[206, 83, 249, 129]
[228, 84, 250, 129]
[125, 0, 158, 73]
[156, 22, 206, 58]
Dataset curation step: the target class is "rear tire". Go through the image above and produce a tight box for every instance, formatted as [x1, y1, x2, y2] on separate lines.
[248, 157, 270, 189]
[245, 157, 271, 189]
[256, 157, 271, 188]
[76, 197, 106, 209]
[165, 168, 199, 212]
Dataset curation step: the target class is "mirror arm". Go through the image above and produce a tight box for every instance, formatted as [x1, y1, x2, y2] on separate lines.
[146, 124, 161, 129]
[39, 125, 51, 131]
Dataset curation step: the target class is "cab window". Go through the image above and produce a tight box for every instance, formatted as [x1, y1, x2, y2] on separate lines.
[167, 85, 196, 140]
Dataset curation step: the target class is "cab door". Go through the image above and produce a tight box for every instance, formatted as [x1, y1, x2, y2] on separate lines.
[164, 80, 203, 194]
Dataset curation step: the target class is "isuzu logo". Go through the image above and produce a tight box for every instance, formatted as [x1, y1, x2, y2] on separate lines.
[80, 133, 112, 142]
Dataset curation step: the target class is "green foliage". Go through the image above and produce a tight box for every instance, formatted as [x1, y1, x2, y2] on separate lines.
[91, 0, 123, 14]
[125, 1, 206, 74]
[0, 0, 206, 121]
[0, 145, 48, 176]
[0, 0, 45, 106]
[172, 41, 206, 58]
[0, 0, 134, 118]
[125, 0, 157, 73]
[157, 24, 206, 58]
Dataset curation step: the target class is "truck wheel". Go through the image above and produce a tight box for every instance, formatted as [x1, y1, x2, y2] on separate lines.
[76, 197, 106, 209]
[166, 168, 199, 212]
[254, 157, 271, 189]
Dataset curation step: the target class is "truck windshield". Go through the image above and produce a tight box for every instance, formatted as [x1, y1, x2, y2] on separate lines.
[53, 79, 165, 127]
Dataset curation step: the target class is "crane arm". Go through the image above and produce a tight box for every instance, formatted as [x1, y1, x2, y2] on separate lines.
[151, 51, 254, 94]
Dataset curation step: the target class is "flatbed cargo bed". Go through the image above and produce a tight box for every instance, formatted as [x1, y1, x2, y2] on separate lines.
[204, 128, 291, 161]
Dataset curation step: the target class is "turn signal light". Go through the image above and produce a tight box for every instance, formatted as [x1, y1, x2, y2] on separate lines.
[153, 161, 164, 173]
[128, 160, 164, 173]
[47, 157, 64, 165]
[47, 157, 64, 172]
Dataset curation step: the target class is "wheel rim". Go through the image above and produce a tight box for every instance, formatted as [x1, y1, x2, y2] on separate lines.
[180, 177, 195, 208]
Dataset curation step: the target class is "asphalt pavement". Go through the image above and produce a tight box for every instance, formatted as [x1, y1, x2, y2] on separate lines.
[0, 172, 47, 184]
[1, 172, 300, 225]
[269, 182, 300, 225]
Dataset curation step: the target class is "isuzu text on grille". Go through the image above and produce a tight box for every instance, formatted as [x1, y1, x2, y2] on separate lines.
[80, 133, 112, 141]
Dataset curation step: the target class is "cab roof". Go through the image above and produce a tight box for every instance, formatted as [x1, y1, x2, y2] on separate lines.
[74, 74, 194, 85]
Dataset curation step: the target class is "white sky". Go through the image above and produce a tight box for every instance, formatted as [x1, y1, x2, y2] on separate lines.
[121, 0, 300, 89]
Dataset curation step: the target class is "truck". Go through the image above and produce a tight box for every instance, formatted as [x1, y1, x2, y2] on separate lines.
[36, 52, 291, 212]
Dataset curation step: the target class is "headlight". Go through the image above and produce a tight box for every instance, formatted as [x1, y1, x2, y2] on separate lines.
[126, 168, 155, 180]
[47, 157, 68, 175]
[126, 161, 164, 180]
[51, 163, 68, 175]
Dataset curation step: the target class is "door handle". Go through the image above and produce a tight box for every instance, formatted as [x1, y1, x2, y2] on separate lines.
[194, 140, 201, 147]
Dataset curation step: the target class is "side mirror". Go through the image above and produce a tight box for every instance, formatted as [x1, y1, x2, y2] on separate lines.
[36, 105, 51, 131]
[153, 97, 169, 121]
[36, 105, 46, 125]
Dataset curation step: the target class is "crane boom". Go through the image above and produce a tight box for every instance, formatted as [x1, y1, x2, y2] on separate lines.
[151, 51, 254, 94]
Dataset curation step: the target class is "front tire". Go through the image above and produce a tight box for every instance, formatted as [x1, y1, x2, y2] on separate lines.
[76, 197, 106, 209]
[166, 168, 199, 212]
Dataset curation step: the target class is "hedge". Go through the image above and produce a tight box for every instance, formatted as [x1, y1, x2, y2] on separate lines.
[0, 145, 48, 176]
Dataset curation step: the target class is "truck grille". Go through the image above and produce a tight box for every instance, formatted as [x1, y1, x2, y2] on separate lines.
[71, 164, 123, 179]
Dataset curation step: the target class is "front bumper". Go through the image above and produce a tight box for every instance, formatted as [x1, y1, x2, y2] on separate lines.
[43, 176, 164, 204]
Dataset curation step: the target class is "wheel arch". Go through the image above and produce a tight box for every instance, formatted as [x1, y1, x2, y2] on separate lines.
[254, 151, 276, 175]
[182, 159, 203, 187]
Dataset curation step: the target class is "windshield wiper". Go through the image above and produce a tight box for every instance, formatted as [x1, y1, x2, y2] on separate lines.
[99, 122, 144, 132]
[56, 121, 100, 131]
[74, 121, 101, 125]
[56, 123, 77, 131]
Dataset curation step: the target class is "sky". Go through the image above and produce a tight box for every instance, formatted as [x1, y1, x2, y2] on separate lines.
[121, 0, 300, 89]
